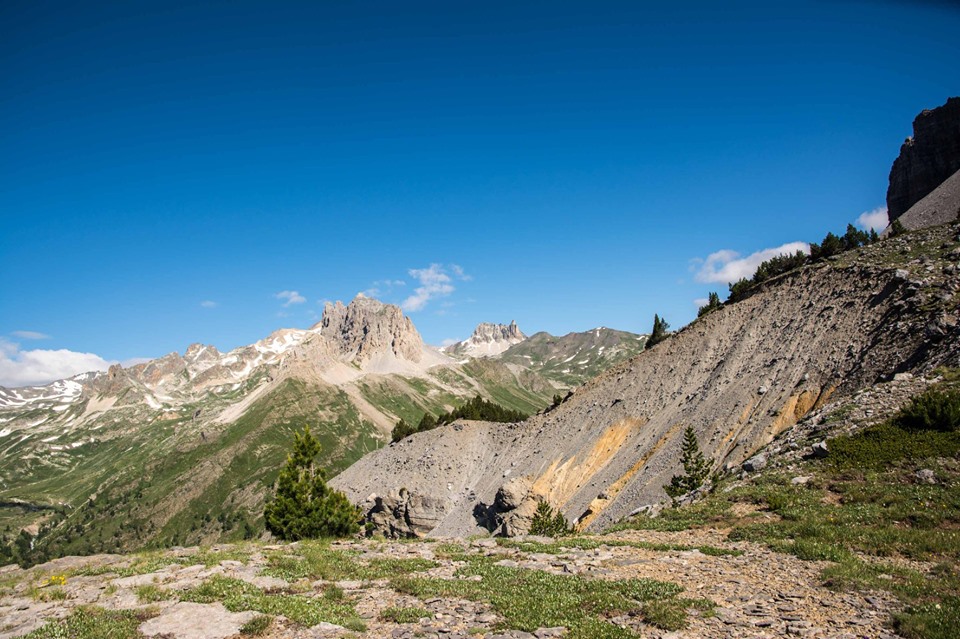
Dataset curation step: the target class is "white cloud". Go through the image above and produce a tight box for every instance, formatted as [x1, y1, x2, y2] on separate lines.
[450, 265, 472, 281]
[857, 206, 888, 232]
[693, 297, 709, 309]
[0, 338, 113, 388]
[275, 290, 306, 307]
[693, 241, 810, 285]
[362, 279, 407, 299]
[402, 264, 457, 312]
[11, 330, 51, 340]
[200, 300, 218, 309]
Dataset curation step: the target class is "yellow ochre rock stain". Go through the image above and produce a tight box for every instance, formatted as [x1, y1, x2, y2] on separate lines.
[575, 420, 684, 530]
[531, 417, 645, 507]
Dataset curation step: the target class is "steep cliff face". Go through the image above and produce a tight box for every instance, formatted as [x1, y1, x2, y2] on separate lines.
[333, 223, 960, 537]
[887, 97, 960, 221]
[318, 295, 425, 364]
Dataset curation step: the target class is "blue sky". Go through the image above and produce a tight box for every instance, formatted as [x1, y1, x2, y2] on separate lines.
[1, 1, 959, 386]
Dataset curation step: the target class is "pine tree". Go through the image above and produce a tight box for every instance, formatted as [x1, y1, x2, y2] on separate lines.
[664, 426, 711, 499]
[645, 314, 670, 350]
[264, 426, 359, 540]
[529, 500, 572, 537]
[697, 292, 722, 317]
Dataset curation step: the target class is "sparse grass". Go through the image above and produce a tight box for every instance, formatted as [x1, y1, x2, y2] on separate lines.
[70, 552, 178, 578]
[22, 606, 157, 639]
[180, 575, 365, 629]
[895, 596, 960, 639]
[390, 553, 687, 638]
[239, 614, 273, 636]
[608, 497, 733, 532]
[29, 585, 67, 602]
[496, 536, 741, 557]
[378, 606, 431, 623]
[134, 584, 170, 603]
[187, 544, 254, 567]
[612, 373, 960, 639]
[261, 540, 436, 582]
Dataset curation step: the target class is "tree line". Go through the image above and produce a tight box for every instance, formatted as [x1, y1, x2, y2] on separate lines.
[391, 395, 528, 442]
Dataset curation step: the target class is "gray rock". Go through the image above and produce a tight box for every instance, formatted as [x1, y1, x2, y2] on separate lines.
[496, 476, 533, 511]
[916, 469, 937, 484]
[743, 454, 768, 473]
[138, 602, 258, 639]
[362, 488, 448, 538]
[811, 441, 829, 458]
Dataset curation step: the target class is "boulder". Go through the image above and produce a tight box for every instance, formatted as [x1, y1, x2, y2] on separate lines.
[361, 487, 447, 538]
[811, 441, 829, 458]
[743, 454, 768, 473]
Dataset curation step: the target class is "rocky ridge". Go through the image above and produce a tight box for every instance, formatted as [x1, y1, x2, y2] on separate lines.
[887, 96, 960, 221]
[443, 322, 527, 359]
[334, 222, 960, 538]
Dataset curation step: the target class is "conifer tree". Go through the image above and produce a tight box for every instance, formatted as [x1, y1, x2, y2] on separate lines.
[264, 426, 359, 540]
[645, 314, 670, 350]
[664, 426, 711, 498]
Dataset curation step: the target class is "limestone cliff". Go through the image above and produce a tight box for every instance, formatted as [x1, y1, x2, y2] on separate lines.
[887, 97, 960, 222]
[318, 295, 424, 364]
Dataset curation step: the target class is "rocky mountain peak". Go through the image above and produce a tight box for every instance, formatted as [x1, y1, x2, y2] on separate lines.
[445, 321, 527, 358]
[887, 96, 960, 222]
[471, 321, 525, 344]
[316, 294, 424, 364]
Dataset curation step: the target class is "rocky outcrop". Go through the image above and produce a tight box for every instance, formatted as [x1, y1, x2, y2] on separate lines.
[887, 97, 960, 222]
[360, 487, 447, 537]
[444, 321, 526, 358]
[334, 223, 960, 537]
[318, 295, 424, 364]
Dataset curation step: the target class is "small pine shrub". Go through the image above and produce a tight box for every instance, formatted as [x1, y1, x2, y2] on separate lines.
[894, 389, 960, 433]
[529, 500, 572, 537]
[664, 426, 711, 499]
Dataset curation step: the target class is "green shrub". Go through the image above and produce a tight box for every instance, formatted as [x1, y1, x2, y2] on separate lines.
[379, 606, 431, 623]
[895, 389, 960, 432]
[828, 423, 960, 470]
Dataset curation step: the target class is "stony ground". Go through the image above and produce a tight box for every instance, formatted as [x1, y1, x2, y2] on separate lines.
[0, 528, 900, 639]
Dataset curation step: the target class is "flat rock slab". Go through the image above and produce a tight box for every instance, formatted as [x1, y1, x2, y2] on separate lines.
[139, 601, 258, 639]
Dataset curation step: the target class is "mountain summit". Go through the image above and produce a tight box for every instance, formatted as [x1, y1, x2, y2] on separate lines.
[317, 295, 425, 365]
[443, 321, 526, 358]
